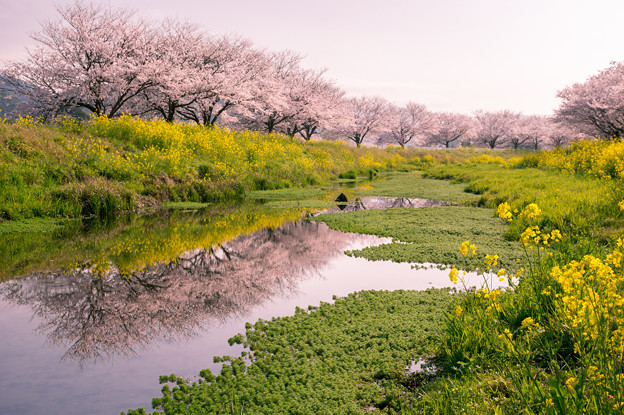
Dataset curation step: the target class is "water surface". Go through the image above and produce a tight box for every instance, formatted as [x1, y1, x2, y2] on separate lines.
[0, 199, 487, 414]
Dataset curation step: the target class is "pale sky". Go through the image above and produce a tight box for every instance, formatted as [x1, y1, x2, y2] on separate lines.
[1, 0, 623, 115]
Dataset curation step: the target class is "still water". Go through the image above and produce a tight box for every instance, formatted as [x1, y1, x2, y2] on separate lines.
[0, 200, 486, 414]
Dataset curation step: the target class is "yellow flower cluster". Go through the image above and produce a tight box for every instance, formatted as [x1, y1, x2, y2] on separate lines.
[14, 115, 36, 127]
[449, 267, 459, 284]
[551, 247, 624, 357]
[497, 202, 513, 222]
[520, 316, 539, 332]
[460, 240, 477, 256]
[520, 226, 562, 247]
[497, 202, 542, 223]
[79, 114, 418, 185]
[521, 203, 541, 220]
[539, 138, 624, 180]
[484, 254, 499, 268]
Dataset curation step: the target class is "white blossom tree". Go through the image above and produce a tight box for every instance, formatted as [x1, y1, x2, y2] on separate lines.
[473, 110, 517, 149]
[176, 35, 269, 128]
[509, 114, 563, 150]
[545, 120, 584, 148]
[1, 1, 157, 119]
[384, 102, 437, 148]
[425, 112, 474, 148]
[296, 82, 347, 141]
[230, 50, 306, 134]
[556, 61, 624, 139]
[332, 96, 390, 147]
[138, 19, 206, 122]
[283, 73, 346, 140]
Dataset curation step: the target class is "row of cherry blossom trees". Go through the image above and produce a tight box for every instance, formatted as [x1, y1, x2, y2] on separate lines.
[0, 1, 603, 149]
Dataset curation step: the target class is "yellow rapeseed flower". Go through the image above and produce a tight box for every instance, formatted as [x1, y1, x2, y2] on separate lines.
[522, 203, 542, 219]
[460, 241, 470, 256]
[521, 316, 539, 331]
[497, 202, 513, 222]
[449, 267, 459, 284]
[566, 377, 578, 389]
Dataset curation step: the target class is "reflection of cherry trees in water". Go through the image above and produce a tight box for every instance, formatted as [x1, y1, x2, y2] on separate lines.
[0, 221, 373, 365]
[332, 196, 447, 213]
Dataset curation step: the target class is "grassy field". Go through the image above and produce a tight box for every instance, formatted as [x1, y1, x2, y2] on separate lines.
[407, 149, 624, 413]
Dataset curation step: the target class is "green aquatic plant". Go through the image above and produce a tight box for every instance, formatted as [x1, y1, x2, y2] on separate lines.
[123, 289, 454, 415]
[313, 206, 522, 271]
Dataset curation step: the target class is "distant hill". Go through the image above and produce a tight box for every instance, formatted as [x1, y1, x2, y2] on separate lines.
[0, 80, 25, 119]
[0, 80, 91, 120]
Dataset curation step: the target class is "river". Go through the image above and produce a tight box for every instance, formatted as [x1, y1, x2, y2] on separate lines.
[0, 199, 489, 414]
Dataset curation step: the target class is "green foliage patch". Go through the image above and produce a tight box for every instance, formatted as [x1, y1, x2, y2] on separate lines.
[313, 207, 522, 271]
[161, 201, 211, 210]
[247, 187, 330, 201]
[264, 199, 337, 210]
[125, 289, 453, 415]
[0, 217, 69, 235]
[425, 163, 624, 243]
[357, 172, 480, 204]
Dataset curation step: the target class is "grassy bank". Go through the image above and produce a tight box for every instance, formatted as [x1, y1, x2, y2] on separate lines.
[0, 115, 509, 222]
[405, 147, 624, 413]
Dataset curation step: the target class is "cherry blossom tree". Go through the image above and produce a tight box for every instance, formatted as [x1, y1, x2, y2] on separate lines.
[283, 74, 346, 140]
[296, 82, 346, 141]
[508, 114, 539, 150]
[473, 110, 517, 149]
[514, 115, 564, 151]
[138, 19, 205, 122]
[176, 35, 270, 128]
[425, 112, 474, 148]
[545, 120, 584, 148]
[228, 50, 306, 134]
[385, 102, 437, 148]
[1, 1, 157, 119]
[332, 96, 390, 147]
[555, 61, 624, 139]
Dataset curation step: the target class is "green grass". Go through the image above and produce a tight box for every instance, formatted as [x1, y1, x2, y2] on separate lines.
[401, 157, 624, 414]
[264, 199, 337, 210]
[425, 163, 624, 244]
[0, 117, 522, 223]
[247, 187, 330, 200]
[313, 207, 522, 271]
[0, 217, 70, 235]
[161, 201, 211, 210]
[0, 117, 418, 221]
[358, 171, 480, 204]
[124, 289, 454, 415]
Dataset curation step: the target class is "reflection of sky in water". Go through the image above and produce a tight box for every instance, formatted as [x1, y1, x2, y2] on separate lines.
[0, 214, 494, 415]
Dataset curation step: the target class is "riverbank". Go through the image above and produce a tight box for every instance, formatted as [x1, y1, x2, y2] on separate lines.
[0, 115, 509, 223]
